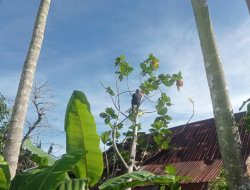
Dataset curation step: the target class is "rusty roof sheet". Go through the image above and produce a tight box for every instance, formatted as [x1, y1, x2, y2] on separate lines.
[133, 183, 209, 190]
[140, 111, 250, 184]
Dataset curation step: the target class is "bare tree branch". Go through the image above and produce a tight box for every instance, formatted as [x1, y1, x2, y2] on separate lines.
[20, 81, 62, 150]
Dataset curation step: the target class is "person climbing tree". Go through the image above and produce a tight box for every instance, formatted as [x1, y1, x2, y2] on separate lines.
[131, 89, 142, 113]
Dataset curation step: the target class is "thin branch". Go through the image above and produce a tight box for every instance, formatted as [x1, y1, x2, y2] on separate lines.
[98, 78, 130, 119]
[138, 134, 151, 168]
[142, 96, 158, 104]
[143, 110, 157, 114]
[169, 102, 195, 143]
[112, 112, 128, 169]
[127, 76, 133, 96]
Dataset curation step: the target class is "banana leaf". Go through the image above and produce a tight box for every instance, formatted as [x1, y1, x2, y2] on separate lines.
[30, 154, 48, 166]
[25, 139, 55, 165]
[0, 168, 8, 190]
[0, 156, 10, 190]
[99, 171, 180, 190]
[9, 174, 30, 190]
[64, 91, 103, 186]
[98, 171, 154, 190]
[99, 172, 193, 190]
[10, 166, 49, 190]
[56, 178, 88, 190]
[21, 149, 86, 190]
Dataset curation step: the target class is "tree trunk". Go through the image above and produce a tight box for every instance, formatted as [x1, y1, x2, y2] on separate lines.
[246, 0, 250, 14]
[190, 0, 250, 189]
[3, 0, 51, 179]
[126, 114, 139, 190]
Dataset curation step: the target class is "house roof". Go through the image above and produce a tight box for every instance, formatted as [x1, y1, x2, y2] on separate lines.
[140, 111, 250, 185]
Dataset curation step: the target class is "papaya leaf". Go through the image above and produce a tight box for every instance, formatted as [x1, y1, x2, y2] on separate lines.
[64, 91, 103, 187]
[22, 150, 86, 190]
[25, 139, 55, 165]
[0, 156, 10, 190]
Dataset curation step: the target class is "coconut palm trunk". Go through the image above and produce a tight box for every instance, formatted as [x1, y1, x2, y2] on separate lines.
[190, 0, 250, 189]
[3, 0, 51, 179]
[246, 0, 250, 14]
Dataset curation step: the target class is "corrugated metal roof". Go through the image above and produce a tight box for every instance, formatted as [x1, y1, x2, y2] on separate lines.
[133, 183, 209, 190]
[140, 111, 250, 184]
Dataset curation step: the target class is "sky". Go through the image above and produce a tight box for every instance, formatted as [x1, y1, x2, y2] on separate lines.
[0, 0, 250, 156]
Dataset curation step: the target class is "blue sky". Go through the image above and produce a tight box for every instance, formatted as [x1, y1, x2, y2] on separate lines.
[0, 0, 249, 155]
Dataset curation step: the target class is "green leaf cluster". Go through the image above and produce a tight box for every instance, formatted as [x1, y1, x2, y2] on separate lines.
[105, 86, 115, 96]
[139, 58, 182, 96]
[208, 169, 228, 190]
[114, 55, 134, 81]
[0, 93, 11, 156]
[100, 131, 111, 145]
[140, 53, 160, 77]
[99, 108, 118, 125]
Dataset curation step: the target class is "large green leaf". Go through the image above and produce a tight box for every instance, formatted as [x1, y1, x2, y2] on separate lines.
[30, 154, 48, 166]
[22, 150, 86, 190]
[64, 91, 103, 186]
[0, 168, 7, 190]
[115, 175, 177, 190]
[25, 139, 55, 165]
[98, 171, 154, 190]
[10, 166, 49, 190]
[56, 178, 88, 190]
[0, 156, 10, 190]
[9, 174, 30, 190]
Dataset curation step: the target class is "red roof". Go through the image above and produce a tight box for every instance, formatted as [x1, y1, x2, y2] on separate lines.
[140, 112, 250, 185]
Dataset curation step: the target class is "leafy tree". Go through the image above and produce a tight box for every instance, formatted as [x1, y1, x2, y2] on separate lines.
[4, 0, 52, 179]
[0, 93, 11, 156]
[99, 54, 182, 182]
[209, 169, 229, 190]
[190, 0, 250, 188]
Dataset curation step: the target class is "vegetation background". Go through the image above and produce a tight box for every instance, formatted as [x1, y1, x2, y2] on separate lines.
[0, 0, 249, 156]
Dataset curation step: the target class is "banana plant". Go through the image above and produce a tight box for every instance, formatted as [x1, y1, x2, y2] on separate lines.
[0, 91, 104, 190]
[2, 146, 87, 190]
[99, 165, 193, 190]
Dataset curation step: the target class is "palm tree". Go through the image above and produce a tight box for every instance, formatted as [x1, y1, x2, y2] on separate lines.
[3, 0, 51, 179]
[190, 0, 250, 189]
